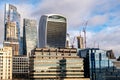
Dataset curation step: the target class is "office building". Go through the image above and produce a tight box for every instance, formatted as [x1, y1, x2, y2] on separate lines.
[29, 48, 90, 80]
[13, 55, 29, 79]
[20, 37, 23, 55]
[0, 47, 12, 80]
[38, 14, 67, 48]
[4, 4, 20, 42]
[79, 48, 120, 80]
[3, 41, 19, 55]
[4, 4, 21, 55]
[23, 18, 37, 55]
[77, 36, 84, 49]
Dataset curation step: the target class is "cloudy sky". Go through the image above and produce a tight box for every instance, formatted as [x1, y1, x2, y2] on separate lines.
[0, 0, 120, 57]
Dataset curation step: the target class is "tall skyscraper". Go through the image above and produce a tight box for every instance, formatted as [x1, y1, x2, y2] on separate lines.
[38, 14, 67, 48]
[4, 4, 21, 55]
[23, 19, 37, 55]
[4, 4, 20, 42]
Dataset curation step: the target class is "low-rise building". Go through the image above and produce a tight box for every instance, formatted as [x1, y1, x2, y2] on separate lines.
[79, 48, 120, 80]
[13, 55, 29, 79]
[0, 47, 12, 80]
[29, 48, 89, 80]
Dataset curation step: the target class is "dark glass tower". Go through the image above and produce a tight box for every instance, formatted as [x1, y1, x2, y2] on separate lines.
[23, 19, 37, 55]
[38, 14, 67, 48]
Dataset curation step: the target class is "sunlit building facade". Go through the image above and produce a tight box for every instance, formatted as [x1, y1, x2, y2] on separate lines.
[3, 41, 19, 55]
[0, 47, 12, 80]
[38, 14, 67, 48]
[23, 18, 37, 55]
[29, 48, 90, 80]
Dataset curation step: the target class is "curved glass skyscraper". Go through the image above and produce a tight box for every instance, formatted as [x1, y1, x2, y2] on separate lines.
[38, 14, 67, 48]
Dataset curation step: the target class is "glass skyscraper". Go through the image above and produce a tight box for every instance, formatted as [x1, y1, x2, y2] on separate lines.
[38, 14, 67, 48]
[23, 18, 37, 55]
[4, 4, 21, 55]
[4, 4, 20, 42]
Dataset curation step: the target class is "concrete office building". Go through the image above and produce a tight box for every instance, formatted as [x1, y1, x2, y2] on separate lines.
[0, 47, 12, 80]
[13, 55, 29, 79]
[23, 18, 37, 55]
[29, 48, 90, 80]
[38, 14, 67, 48]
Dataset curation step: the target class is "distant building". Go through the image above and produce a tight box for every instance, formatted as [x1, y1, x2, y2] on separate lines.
[29, 48, 90, 80]
[23, 18, 37, 55]
[78, 48, 120, 80]
[77, 36, 84, 49]
[13, 55, 29, 79]
[66, 33, 70, 48]
[20, 37, 23, 55]
[0, 47, 12, 80]
[3, 41, 19, 55]
[38, 14, 67, 48]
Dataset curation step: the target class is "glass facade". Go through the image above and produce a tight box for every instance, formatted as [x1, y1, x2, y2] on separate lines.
[38, 14, 67, 48]
[79, 48, 120, 80]
[23, 19, 37, 55]
[4, 4, 21, 55]
[4, 4, 20, 42]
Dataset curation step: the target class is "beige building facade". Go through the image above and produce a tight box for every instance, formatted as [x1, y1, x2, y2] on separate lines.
[30, 48, 89, 80]
[0, 47, 12, 80]
[3, 41, 19, 55]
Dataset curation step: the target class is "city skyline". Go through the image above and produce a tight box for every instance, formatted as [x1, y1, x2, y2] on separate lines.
[0, 0, 120, 57]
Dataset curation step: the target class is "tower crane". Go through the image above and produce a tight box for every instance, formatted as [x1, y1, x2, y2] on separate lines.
[83, 21, 88, 48]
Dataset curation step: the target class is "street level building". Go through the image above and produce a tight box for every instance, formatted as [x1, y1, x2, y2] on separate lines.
[29, 48, 90, 80]
[38, 14, 67, 48]
[0, 47, 12, 80]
